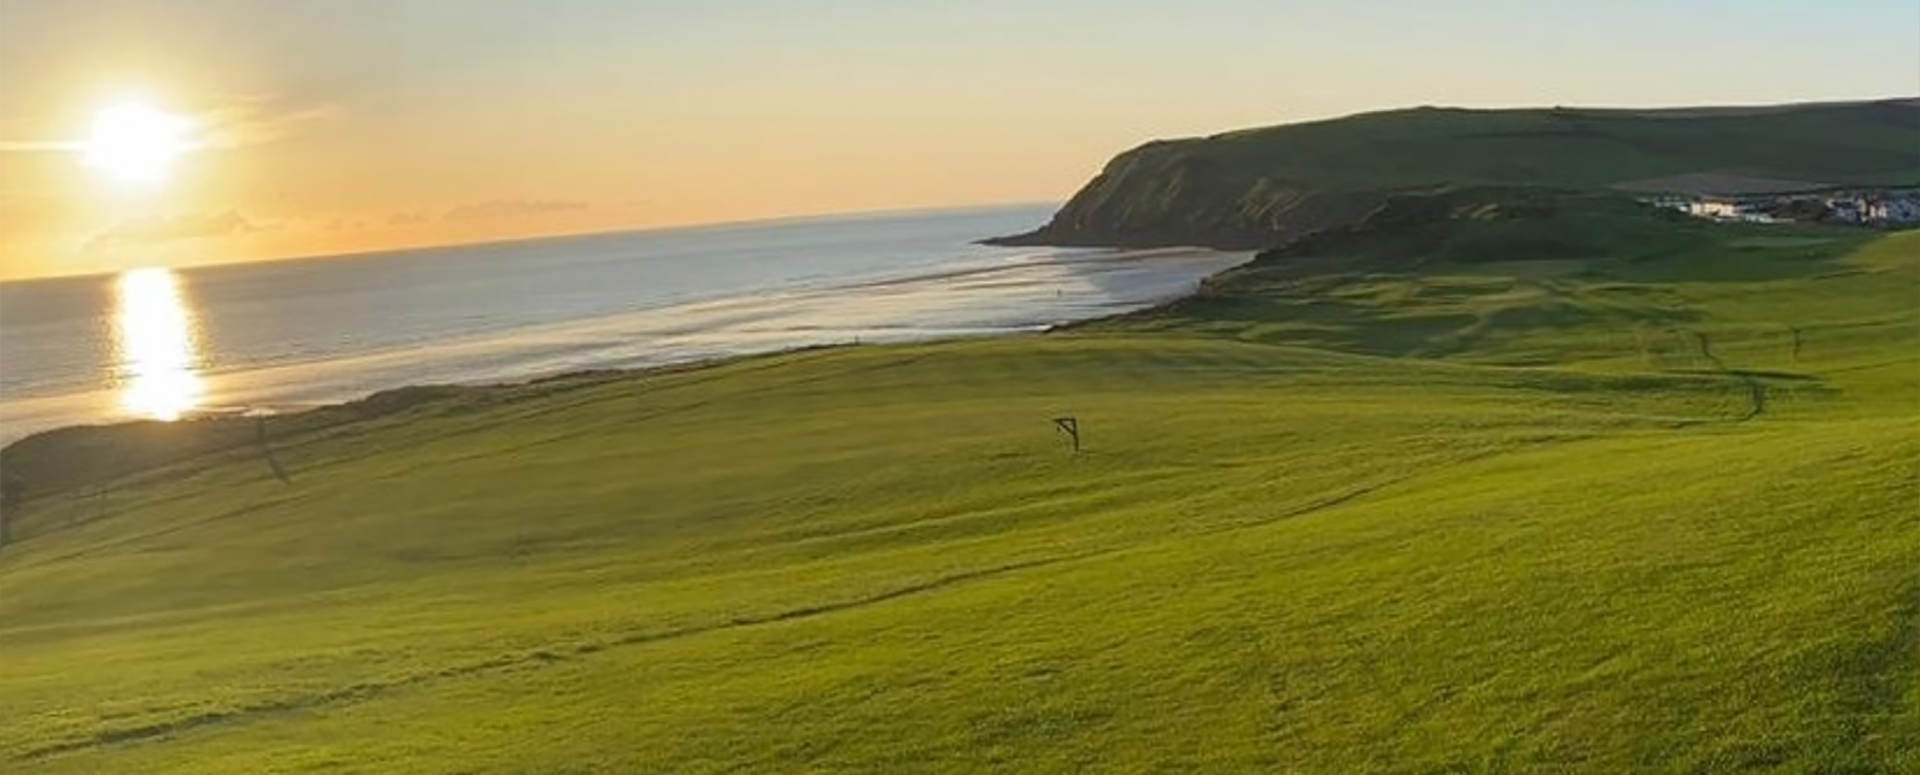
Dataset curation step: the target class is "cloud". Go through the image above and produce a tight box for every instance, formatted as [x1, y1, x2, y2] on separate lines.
[89, 210, 263, 248]
[197, 95, 342, 148]
[442, 199, 590, 222]
[385, 210, 433, 227]
[323, 216, 370, 232]
[0, 94, 339, 154]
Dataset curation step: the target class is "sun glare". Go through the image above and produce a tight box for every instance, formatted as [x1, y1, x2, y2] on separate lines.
[81, 102, 193, 185]
[115, 267, 206, 421]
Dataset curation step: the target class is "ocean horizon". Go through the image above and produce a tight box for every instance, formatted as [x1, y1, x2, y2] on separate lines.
[0, 204, 1247, 444]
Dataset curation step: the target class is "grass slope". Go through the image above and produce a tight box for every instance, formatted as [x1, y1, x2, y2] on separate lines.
[997, 99, 1920, 248]
[1, 204, 1916, 773]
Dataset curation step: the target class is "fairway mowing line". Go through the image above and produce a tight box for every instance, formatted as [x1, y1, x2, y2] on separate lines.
[357, 351, 950, 477]
[1177, 433, 1603, 543]
[1814, 356, 1920, 377]
[0, 451, 281, 550]
[142, 347, 880, 491]
[13, 551, 1107, 763]
[593, 552, 1102, 651]
[0, 489, 314, 570]
[118, 371, 647, 507]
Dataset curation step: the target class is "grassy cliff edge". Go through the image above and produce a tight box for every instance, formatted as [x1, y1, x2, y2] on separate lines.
[990, 99, 1920, 249]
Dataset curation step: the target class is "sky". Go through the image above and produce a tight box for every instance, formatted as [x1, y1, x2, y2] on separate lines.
[0, 0, 1915, 280]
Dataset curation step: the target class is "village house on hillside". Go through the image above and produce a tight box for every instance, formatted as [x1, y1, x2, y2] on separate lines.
[1865, 197, 1920, 224]
[1654, 187, 1920, 227]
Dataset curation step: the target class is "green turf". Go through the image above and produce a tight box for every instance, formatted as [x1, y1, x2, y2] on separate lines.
[1, 208, 1916, 773]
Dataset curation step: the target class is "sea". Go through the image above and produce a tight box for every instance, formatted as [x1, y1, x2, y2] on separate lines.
[0, 205, 1248, 444]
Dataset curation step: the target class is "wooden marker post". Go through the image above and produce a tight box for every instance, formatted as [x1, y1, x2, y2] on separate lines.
[251, 410, 292, 485]
[1052, 416, 1080, 454]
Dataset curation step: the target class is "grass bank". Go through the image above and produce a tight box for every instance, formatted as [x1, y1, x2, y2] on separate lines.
[2, 198, 1915, 773]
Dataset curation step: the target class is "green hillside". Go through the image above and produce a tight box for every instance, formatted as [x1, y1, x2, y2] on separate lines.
[2, 201, 1917, 773]
[992, 99, 1920, 249]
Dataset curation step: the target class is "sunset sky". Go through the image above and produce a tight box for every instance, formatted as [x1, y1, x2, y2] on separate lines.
[1, 0, 1915, 280]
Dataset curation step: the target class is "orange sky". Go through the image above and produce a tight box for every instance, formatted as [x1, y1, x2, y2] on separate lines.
[2, 0, 1916, 280]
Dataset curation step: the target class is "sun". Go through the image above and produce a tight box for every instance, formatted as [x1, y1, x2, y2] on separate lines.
[81, 101, 194, 185]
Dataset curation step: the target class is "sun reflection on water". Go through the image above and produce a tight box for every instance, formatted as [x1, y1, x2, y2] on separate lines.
[114, 267, 205, 421]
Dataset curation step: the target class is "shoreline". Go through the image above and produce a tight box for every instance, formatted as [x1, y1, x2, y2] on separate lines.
[0, 247, 1251, 494]
[1, 241, 1248, 446]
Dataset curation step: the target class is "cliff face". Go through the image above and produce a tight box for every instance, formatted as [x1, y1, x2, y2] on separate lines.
[987, 142, 1391, 249]
[993, 99, 1920, 250]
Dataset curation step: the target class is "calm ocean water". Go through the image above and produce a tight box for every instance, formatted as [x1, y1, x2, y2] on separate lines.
[0, 205, 1246, 443]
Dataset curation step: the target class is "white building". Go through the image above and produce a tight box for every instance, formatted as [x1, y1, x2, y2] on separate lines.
[1686, 199, 1744, 220]
[1658, 189, 1917, 227]
[1827, 199, 1864, 223]
[1866, 198, 1920, 224]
